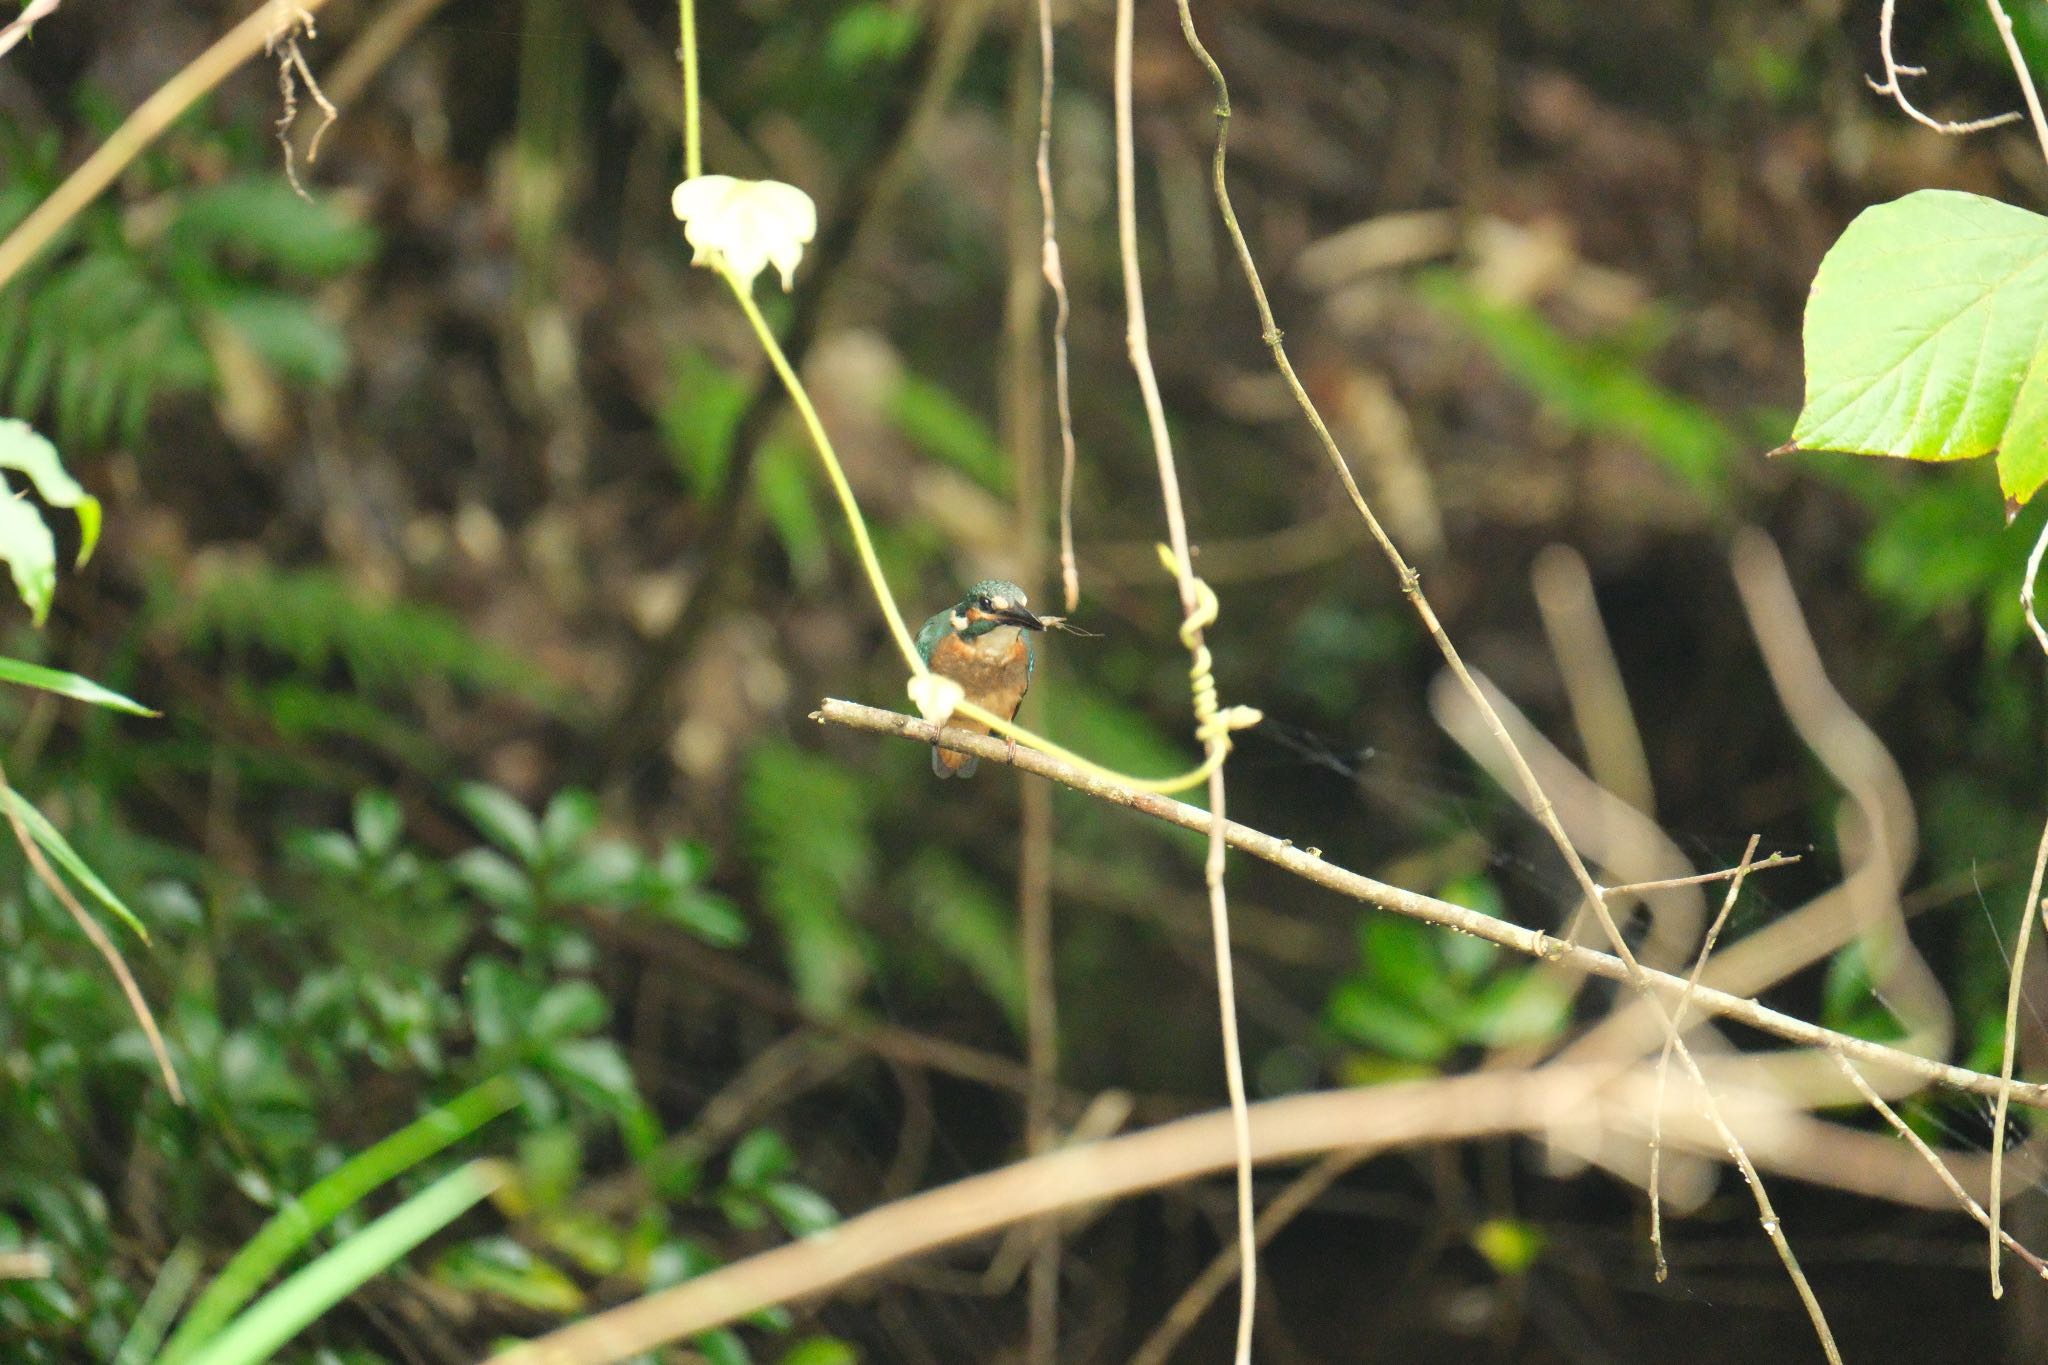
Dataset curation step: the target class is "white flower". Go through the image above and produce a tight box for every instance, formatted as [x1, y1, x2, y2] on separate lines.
[907, 672, 965, 728]
[670, 175, 817, 292]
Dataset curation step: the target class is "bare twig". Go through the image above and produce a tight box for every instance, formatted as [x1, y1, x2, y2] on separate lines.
[1034, 0, 1082, 614]
[817, 696, 2048, 1108]
[268, 4, 338, 197]
[1733, 530, 1951, 1060]
[0, 0, 58, 61]
[1126, 1148, 1372, 1365]
[0, 0, 338, 292]
[2023, 511, 2048, 659]
[0, 757, 181, 1102]
[1989, 819, 2048, 1297]
[1004, 31, 1062, 1353]
[1969, 0, 2048, 1298]
[1111, 1, 1256, 1355]
[1532, 545, 1656, 817]
[1168, 8, 1750, 1182]
[1602, 858, 1800, 899]
[1832, 1048, 2048, 1280]
[317, 0, 453, 112]
[1650, 836, 1760, 1282]
[1985, 0, 2048, 165]
[1867, 0, 2022, 134]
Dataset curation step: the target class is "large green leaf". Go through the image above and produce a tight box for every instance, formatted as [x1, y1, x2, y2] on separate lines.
[1789, 189, 2048, 507]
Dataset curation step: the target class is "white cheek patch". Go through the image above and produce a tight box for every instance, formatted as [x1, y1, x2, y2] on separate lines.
[951, 613, 969, 631]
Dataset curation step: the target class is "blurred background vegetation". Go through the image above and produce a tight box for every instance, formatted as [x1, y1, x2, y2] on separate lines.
[6, 0, 2048, 1360]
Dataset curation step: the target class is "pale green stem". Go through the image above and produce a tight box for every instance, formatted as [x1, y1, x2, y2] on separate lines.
[720, 271, 925, 674]
[679, 0, 701, 178]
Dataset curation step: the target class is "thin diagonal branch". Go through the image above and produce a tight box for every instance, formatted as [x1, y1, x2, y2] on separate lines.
[1169, 5, 1836, 1354]
[817, 697, 2048, 1108]
[1650, 837, 1760, 1282]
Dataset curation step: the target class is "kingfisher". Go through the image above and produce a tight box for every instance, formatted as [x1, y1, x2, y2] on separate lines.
[915, 578, 1045, 778]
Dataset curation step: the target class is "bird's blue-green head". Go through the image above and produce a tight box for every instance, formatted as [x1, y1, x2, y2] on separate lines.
[951, 579, 1042, 638]
[918, 579, 1045, 662]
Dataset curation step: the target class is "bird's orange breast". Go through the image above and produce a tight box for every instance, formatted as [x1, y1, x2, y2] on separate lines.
[929, 630, 1032, 723]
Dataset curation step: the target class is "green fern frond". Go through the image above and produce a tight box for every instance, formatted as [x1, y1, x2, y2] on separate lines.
[739, 743, 875, 1015]
[163, 564, 562, 707]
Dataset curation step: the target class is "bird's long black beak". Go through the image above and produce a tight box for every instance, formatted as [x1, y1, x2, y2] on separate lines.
[994, 604, 1046, 631]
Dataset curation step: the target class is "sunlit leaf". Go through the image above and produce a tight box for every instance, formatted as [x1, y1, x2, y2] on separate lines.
[727, 1128, 795, 1189]
[0, 418, 99, 568]
[458, 784, 542, 864]
[1789, 190, 2048, 507]
[0, 655, 153, 714]
[434, 1236, 585, 1314]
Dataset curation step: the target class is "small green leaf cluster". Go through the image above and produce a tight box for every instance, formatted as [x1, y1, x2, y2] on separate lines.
[0, 420, 101, 627]
[1323, 875, 1571, 1078]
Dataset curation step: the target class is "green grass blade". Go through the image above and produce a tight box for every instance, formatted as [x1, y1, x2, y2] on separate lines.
[157, 1076, 519, 1364]
[0, 655, 155, 714]
[179, 1159, 507, 1365]
[116, 1243, 201, 1365]
[3, 787, 149, 943]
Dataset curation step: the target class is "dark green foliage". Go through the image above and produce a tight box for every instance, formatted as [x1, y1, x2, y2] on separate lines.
[1418, 270, 1737, 498]
[1324, 875, 1571, 1076]
[0, 784, 817, 1360]
[0, 135, 374, 447]
[740, 742, 876, 1015]
[164, 565, 557, 704]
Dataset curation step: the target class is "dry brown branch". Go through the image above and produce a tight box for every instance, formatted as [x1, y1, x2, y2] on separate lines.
[0, 0, 337, 292]
[1428, 670, 1706, 972]
[316, 0, 449, 111]
[1733, 530, 1951, 1059]
[817, 697, 2048, 1107]
[485, 1055, 2002, 1365]
[486, 1069, 1607, 1364]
